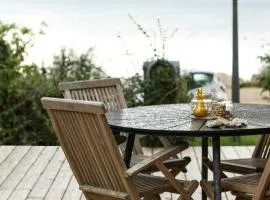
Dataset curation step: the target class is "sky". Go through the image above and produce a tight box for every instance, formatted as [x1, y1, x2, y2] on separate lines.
[1, 0, 270, 80]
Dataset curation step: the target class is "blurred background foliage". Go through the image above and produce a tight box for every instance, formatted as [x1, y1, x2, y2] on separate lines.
[0, 22, 268, 146]
[0, 22, 107, 145]
[258, 54, 270, 97]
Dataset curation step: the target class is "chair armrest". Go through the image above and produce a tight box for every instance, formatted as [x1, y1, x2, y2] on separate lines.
[80, 185, 128, 199]
[124, 145, 185, 177]
[138, 157, 191, 173]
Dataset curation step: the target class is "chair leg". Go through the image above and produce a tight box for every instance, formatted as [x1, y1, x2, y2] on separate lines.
[203, 158, 228, 178]
[170, 168, 182, 177]
[200, 180, 214, 200]
[155, 161, 198, 200]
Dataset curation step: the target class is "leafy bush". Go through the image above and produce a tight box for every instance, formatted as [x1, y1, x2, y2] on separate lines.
[49, 48, 107, 87]
[122, 59, 190, 147]
[188, 136, 258, 146]
[139, 136, 163, 147]
[240, 81, 259, 88]
[144, 59, 177, 105]
[121, 73, 144, 107]
[258, 54, 270, 96]
[0, 22, 56, 144]
[0, 22, 107, 145]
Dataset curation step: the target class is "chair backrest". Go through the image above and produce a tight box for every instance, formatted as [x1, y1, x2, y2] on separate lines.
[253, 155, 270, 200]
[252, 135, 270, 159]
[41, 97, 137, 198]
[58, 78, 127, 112]
[59, 78, 143, 155]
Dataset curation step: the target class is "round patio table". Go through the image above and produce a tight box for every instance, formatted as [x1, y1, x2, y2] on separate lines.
[106, 103, 270, 200]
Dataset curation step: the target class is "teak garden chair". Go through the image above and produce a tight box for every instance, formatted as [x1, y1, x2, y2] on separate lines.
[201, 155, 270, 200]
[41, 97, 199, 200]
[204, 135, 269, 177]
[59, 78, 191, 174]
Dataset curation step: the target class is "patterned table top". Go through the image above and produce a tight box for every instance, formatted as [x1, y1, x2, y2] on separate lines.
[107, 103, 270, 137]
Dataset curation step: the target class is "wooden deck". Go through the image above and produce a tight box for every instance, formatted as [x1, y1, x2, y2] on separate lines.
[0, 145, 254, 200]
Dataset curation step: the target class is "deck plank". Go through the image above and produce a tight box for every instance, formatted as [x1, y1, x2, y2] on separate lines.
[27, 147, 65, 199]
[247, 146, 255, 154]
[0, 146, 16, 166]
[233, 146, 252, 159]
[222, 147, 239, 200]
[61, 175, 82, 200]
[44, 160, 73, 200]
[8, 189, 30, 200]
[0, 146, 256, 200]
[222, 146, 238, 178]
[15, 146, 58, 200]
[181, 147, 201, 200]
[17, 146, 58, 190]
[0, 146, 44, 200]
[0, 146, 30, 187]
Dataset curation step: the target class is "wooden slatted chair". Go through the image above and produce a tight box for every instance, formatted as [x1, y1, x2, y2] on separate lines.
[59, 78, 138, 151]
[204, 135, 269, 177]
[59, 78, 191, 174]
[200, 154, 270, 200]
[41, 97, 199, 200]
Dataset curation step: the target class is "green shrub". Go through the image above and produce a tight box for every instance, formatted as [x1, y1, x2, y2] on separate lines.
[240, 81, 259, 88]
[188, 136, 258, 146]
[139, 136, 163, 147]
[123, 59, 190, 147]
[258, 54, 270, 96]
[0, 22, 107, 145]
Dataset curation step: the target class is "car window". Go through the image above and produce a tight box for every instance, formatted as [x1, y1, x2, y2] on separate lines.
[189, 73, 214, 89]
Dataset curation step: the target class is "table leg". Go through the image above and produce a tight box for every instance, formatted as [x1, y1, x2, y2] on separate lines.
[124, 133, 135, 168]
[212, 136, 222, 200]
[201, 137, 208, 200]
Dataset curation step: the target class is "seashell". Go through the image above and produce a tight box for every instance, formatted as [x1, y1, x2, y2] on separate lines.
[206, 117, 247, 128]
[206, 119, 224, 128]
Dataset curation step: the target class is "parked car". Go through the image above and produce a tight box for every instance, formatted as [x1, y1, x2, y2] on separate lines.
[184, 70, 228, 101]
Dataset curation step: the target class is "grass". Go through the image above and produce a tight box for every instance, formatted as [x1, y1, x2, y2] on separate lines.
[140, 135, 259, 147]
[188, 135, 259, 146]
